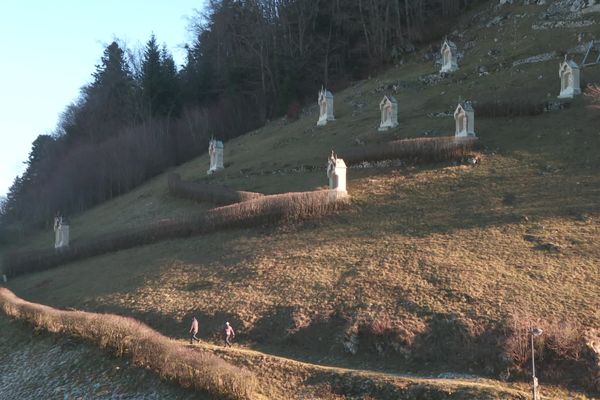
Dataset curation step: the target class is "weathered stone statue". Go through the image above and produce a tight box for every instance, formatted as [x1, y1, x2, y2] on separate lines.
[317, 87, 335, 126]
[207, 138, 224, 174]
[558, 56, 581, 99]
[54, 214, 70, 250]
[454, 101, 476, 137]
[440, 38, 459, 74]
[378, 95, 399, 132]
[327, 150, 347, 197]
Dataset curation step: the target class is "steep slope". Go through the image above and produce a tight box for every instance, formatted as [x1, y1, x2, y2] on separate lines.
[2, 1, 600, 398]
[0, 316, 204, 399]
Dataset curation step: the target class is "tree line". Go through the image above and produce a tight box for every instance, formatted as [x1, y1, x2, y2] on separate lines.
[1, 0, 480, 235]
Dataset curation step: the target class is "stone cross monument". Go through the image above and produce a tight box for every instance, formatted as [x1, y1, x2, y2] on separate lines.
[454, 101, 476, 137]
[558, 56, 581, 99]
[378, 95, 399, 132]
[207, 138, 224, 174]
[440, 38, 459, 74]
[317, 87, 335, 126]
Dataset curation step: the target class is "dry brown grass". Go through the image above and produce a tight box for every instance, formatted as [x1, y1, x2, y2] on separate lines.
[3, 189, 348, 278]
[0, 288, 258, 400]
[339, 136, 479, 166]
[476, 98, 546, 118]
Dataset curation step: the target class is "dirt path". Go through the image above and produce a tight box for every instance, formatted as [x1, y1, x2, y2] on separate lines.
[180, 339, 534, 399]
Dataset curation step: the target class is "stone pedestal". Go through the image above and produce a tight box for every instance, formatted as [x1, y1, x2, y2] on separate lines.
[378, 96, 399, 132]
[558, 58, 581, 99]
[207, 139, 224, 174]
[317, 88, 335, 126]
[440, 39, 459, 74]
[454, 102, 476, 137]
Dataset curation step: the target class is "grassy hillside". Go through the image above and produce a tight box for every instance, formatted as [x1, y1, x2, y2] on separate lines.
[0, 316, 204, 399]
[2, 1, 600, 398]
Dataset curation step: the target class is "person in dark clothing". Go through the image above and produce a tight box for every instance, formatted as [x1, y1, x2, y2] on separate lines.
[189, 317, 200, 344]
[224, 321, 235, 347]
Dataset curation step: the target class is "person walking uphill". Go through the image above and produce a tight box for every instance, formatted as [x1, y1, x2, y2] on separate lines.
[189, 317, 200, 344]
[224, 321, 235, 347]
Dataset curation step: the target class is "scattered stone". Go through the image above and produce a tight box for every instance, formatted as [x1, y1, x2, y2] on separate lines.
[523, 234, 540, 243]
[419, 73, 444, 86]
[428, 111, 453, 118]
[534, 242, 561, 253]
[486, 15, 507, 28]
[487, 48, 501, 58]
[584, 329, 600, 391]
[512, 52, 558, 67]
[343, 332, 359, 355]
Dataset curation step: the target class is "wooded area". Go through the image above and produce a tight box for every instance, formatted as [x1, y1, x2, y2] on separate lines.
[1, 0, 480, 233]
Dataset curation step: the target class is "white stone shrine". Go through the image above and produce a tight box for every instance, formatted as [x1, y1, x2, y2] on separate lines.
[207, 138, 224, 174]
[53, 216, 70, 250]
[327, 151, 347, 197]
[454, 101, 476, 137]
[440, 39, 459, 74]
[317, 87, 335, 126]
[558, 57, 581, 99]
[378, 95, 399, 132]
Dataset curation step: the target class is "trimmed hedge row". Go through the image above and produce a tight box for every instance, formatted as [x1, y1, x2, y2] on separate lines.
[168, 173, 264, 205]
[3, 190, 348, 278]
[0, 288, 258, 400]
[338, 136, 479, 166]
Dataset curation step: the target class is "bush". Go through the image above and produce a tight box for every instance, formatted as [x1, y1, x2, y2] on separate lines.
[502, 312, 597, 390]
[339, 136, 478, 166]
[0, 288, 257, 400]
[168, 173, 264, 205]
[3, 190, 348, 278]
[477, 98, 545, 118]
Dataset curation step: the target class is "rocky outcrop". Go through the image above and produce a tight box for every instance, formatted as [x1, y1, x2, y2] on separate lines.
[585, 329, 600, 391]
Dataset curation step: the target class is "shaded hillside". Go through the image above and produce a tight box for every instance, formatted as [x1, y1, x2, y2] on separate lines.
[2, 1, 600, 398]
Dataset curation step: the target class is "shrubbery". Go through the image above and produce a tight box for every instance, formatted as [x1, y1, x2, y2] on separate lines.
[476, 98, 545, 118]
[0, 288, 257, 400]
[339, 136, 479, 166]
[3, 190, 348, 277]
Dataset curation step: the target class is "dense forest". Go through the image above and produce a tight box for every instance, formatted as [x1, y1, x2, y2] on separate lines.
[1, 0, 480, 234]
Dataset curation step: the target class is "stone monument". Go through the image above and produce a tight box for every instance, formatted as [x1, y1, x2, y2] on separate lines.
[53, 215, 70, 250]
[327, 151, 347, 198]
[207, 138, 224, 174]
[440, 38, 459, 74]
[317, 87, 335, 126]
[454, 101, 476, 137]
[378, 95, 399, 131]
[558, 56, 581, 99]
